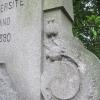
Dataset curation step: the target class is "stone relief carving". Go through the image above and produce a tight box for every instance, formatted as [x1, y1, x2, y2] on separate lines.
[44, 18, 66, 62]
[41, 18, 80, 100]
[41, 18, 98, 100]
[0, 64, 18, 100]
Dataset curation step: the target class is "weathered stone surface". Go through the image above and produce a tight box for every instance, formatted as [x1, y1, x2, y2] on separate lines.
[0, 0, 42, 99]
[41, 2, 100, 100]
[44, 9, 73, 38]
[60, 37, 100, 100]
[0, 64, 18, 100]
[43, 0, 74, 21]
[42, 32, 100, 100]
[0, 0, 100, 100]
[41, 60, 80, 100]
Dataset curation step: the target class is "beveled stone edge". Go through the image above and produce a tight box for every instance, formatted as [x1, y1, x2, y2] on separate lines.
[43, 6, 73, 23]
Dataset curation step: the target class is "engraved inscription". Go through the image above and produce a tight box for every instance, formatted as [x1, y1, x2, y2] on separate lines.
[0, 0, 24, 43]
[0, 17, 10, 27]
[0, 0, 24, 13]
[0, 33, 11, 43]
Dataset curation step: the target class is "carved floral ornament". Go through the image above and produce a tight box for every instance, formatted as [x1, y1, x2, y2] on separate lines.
[41, 18, 97, 100]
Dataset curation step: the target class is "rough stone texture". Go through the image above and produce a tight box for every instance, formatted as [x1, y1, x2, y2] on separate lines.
[44, 9, 73, 39]
[43, 0, 74, 21]
[0, 64, 18, 100]
[41, 60, 80, 100]
[41, 5, 100, 100]
[0, 0, 42, 100]
[0, 0, 100, 100]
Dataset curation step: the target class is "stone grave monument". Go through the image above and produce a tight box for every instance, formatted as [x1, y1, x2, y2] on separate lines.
[41, 0, 100, 100]
[0, 0, 42, 99]
[0, 0, 100, 100]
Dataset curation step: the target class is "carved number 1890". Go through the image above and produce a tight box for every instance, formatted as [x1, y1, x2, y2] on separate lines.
[0, 33, 11, 43]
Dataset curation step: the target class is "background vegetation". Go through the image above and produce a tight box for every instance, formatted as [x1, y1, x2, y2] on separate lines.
[73, 0, 100, 59]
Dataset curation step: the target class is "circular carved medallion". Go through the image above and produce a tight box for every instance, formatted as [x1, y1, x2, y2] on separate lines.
[41, 59, 80, 100]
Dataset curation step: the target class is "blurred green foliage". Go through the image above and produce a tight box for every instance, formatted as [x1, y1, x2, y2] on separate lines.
[73, 0, 100, 59]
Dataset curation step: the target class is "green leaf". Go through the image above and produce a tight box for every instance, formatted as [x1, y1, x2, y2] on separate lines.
[91, 28, 97, 38]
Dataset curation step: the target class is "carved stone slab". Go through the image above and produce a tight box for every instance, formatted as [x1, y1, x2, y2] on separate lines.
[41, 60, 80, 100]
[43, 0, 74, 21]
[42, 7, 100, 100]
[0, 0, 42, 99]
